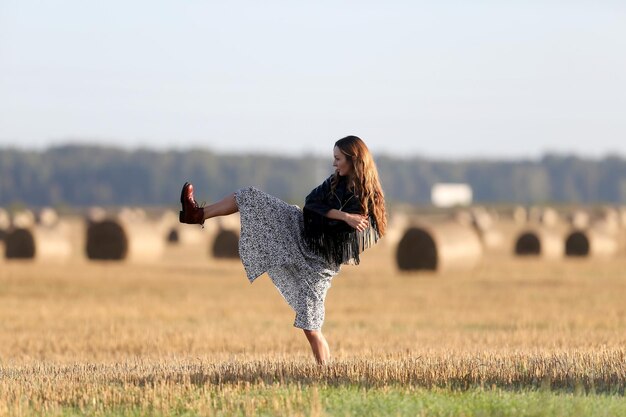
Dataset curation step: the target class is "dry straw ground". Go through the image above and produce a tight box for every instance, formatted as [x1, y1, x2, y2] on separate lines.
[1, 233, 625, 415]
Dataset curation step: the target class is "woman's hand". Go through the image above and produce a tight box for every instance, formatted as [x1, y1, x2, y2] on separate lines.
[326, 209, 369, 231]
[343, 212, 369, 232]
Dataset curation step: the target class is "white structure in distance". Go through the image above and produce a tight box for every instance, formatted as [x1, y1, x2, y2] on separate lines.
[431, 183, 473, 208]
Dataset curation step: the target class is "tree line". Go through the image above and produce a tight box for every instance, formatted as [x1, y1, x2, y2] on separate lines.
[1, 145, 626, 208]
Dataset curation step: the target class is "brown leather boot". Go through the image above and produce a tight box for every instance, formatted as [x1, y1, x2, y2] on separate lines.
[179, 182, 205, 225]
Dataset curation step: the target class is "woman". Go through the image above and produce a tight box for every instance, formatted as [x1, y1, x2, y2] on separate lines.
[179, 135, 387, 364]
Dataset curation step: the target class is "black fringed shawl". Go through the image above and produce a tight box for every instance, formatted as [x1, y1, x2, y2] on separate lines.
[303, 174, 380, 265]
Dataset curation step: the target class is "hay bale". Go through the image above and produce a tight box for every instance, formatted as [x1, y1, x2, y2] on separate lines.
[568, 210, 590, 229]
[383, 211, 411, 247]
[470, 206, 494, 231]
[86, 218, 165, 262]
[478, 228, 505, 250]
[87, 206, 108, 223]
[37, 207, 59, 227]
[166, 225, 207, 246]
[454, 210, 473, 227]
[0, 228, 7, 243]
[3, 226, 71, 261]
[590, 207, 620, 235]
[565, 229, 618, 258]
[124, 221, 165, 262]
[86, 220, 128, 260]
[211, 229, 240, 259]
[512, 206, 527, 224]
[454, 207, 502, 252]
[598, 206, 619, 223]
[0, 208, 10, 230]
[59, 215, 88, 257]
[35, 226, 72, 262]
[396, 223, 483, 272]
[619, 207, 626, 227]
[540, 207, 559, 227]
[166, 228, 180, 244]
[117, 207, 147, 223]
[5, 228, 35, 259]
[514, 228, 562, 259]
[216, 213, 241, 232]
[158, 210, 216, 246]
[12, 210, 35, 228]
[528, 206, 559, 227]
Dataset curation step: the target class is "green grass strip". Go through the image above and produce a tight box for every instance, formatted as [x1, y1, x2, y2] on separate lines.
[9, 384, 626, 417]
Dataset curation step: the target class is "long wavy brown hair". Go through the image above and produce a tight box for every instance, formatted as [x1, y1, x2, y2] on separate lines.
[331, 136, 387, 237]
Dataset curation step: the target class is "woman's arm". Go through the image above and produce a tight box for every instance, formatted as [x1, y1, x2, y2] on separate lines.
[304, 176, 334, 216]
[326, 209, 369, 232]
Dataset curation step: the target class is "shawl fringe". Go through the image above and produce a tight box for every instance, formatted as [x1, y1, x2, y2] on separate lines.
[303, 209, 380, 265]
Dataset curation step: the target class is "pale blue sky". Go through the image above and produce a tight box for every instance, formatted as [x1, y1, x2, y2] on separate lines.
[1, 1, 625, 158]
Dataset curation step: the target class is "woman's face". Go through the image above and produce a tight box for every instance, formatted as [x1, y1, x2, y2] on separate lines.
[333, 146, 353, 177]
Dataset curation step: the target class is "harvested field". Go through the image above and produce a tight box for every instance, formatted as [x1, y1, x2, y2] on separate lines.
[1, 238, 625, 415]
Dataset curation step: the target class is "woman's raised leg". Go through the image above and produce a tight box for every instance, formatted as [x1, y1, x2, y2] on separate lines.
[180, 182, 238, 225]
[202, 193, 238, 220]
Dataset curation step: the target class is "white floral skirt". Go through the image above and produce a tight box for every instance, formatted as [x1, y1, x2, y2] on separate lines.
[234, 186, 339, 330]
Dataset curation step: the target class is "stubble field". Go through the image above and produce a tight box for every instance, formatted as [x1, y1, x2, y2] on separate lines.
[1, 234, 625, 416]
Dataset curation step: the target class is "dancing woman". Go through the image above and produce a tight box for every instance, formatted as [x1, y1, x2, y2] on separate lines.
[179, 135, 387, 364]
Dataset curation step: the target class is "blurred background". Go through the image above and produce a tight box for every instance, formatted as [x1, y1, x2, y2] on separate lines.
[1, 1, 626, 265]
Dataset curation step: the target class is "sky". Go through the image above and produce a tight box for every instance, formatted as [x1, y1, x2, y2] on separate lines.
[1, 1, 625, 159]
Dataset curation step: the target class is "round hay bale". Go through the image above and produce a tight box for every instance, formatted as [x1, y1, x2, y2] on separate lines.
[514, 229, 562, 259]
[159, 210, 179, 224]
[470, 206, 494, 231]
[166, 228, 179, 244]
[599, 206, 619, 223]
[87, 206, 108, 223]
[124, 221, 165, 262]
[619, 207, 626, 227]
[212, 229, 240, 259]
[37, 207, 59, 227]
[86, 220, 128, 260]
[87, 218, 165, 262]
[512, 206, 527, 224]
[157, 210, 179, 234]
[565, 229, 617, 258]
[568, 210, 590, 229]
[0, 208, 9, 243]
[565, 231, 588, 257]
[216, 213, 241, 232]
[166, 225, 207, 246]
[588, 206, 620, 234]
[455, 208, 501, 251]
[478, 228, 504, 250]
[12, 210, 35, 228]
[540, 207, 559, 227]
[396, 223, 483, 272]
[528, 206, 559, 227]
[159, 210, 213, 247]
[453, 210, 473, 227]
[4, 226, 71, 261]
[515, 232, 540, 255]
[117, 207, 147, 223]
[35, 225, 73, 262]
[383, 211, 411, 247]
[5, 228, 35, 259]
[0, 208, 10, 230]
[591, 208, 620, 234]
